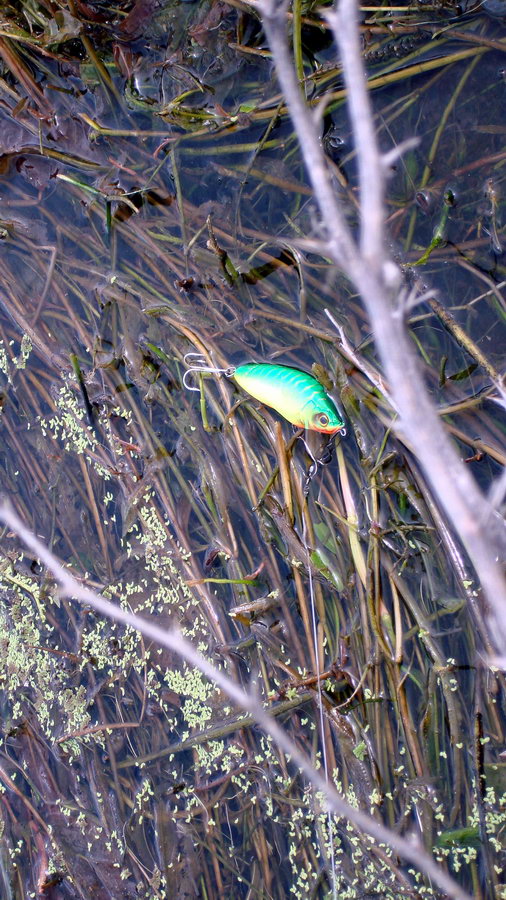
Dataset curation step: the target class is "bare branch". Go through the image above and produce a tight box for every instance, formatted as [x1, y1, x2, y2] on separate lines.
[325, 1, 384, 263]
[254, 0, 506, 648]
[256, 0, 356, 269]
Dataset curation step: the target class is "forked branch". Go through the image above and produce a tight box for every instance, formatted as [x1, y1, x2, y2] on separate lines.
[252, 0, 506, 648]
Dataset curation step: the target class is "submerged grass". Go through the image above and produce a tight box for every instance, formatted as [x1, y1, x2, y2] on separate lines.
[0, 0, 504, 898]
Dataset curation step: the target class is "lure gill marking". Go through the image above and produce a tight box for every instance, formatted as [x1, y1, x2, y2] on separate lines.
[183, 354, 345, 435]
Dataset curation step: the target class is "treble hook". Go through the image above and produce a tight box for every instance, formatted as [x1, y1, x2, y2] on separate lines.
[300, 431, 343, 496]
[182, 352, 236, 392]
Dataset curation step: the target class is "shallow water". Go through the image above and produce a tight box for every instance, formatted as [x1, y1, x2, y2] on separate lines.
[0, 2, 505, 897]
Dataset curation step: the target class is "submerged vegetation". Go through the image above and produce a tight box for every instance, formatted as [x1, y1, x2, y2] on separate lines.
[0, 0, 504, 897]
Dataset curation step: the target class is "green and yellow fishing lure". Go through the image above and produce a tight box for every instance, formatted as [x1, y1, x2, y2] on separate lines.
[184, 356, 345, 434]
[234, 363, 344, 433]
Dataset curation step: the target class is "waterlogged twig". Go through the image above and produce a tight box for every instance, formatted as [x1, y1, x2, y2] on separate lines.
[0, 503, 473, 900]
[251, 0, 506, 650]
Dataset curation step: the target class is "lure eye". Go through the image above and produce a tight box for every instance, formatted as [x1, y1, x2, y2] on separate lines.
[315, 412, 330, 427]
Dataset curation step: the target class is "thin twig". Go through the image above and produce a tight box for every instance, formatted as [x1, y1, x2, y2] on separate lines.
[325, 5, 384, 262]
[0, 502, 474, 900]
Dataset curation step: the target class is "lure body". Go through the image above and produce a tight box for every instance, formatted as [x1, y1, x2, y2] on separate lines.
[233, 363, 344, 433]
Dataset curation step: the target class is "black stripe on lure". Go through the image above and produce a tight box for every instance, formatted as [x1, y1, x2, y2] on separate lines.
[183, 354, 346, 435]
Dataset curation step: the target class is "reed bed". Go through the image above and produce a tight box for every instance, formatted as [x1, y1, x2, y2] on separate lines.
[0, 0, 504, 897]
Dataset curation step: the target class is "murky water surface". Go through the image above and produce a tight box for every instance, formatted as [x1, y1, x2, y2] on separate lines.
[0, 2, 505, 897]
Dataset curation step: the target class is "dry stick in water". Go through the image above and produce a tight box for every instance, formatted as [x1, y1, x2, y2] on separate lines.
[0, 503, 473, 900]
[254, 0, 506, 650]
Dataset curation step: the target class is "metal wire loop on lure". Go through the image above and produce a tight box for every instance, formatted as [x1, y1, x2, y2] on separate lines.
[182, 352, 236, 392]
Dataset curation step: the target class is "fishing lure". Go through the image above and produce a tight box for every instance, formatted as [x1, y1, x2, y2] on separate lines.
[183, 355, 345, 434]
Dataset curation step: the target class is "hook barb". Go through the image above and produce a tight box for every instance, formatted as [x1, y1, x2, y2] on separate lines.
[182, 352, 235, 393]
